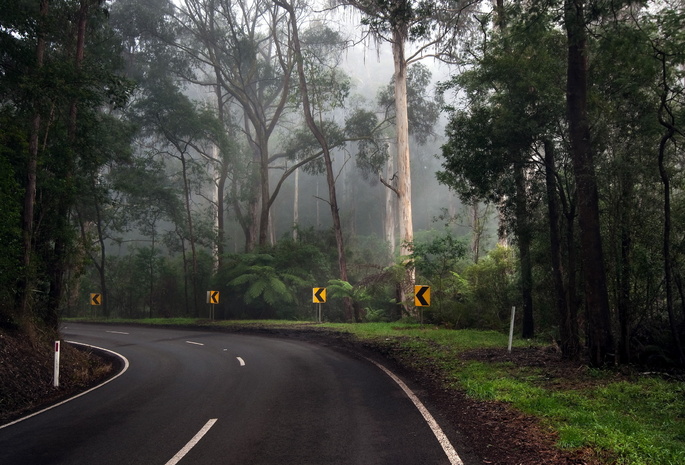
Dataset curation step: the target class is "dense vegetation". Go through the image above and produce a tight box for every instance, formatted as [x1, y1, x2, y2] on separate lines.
[1, 0, 684, 370]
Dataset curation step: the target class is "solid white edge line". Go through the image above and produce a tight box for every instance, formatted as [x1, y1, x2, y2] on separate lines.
[0, 341, 130, 430]
[236, 356, 245, 366]
[164, 418, 218, 465]
[365, 357, 464, 465]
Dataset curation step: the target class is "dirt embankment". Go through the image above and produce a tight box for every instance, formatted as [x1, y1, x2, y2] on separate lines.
[0, 329, 116, 425]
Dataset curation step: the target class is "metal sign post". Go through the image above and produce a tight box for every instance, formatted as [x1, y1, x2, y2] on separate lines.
[206, 291, 220, 320]
[313, 288, 326, 322]
[414, 285, 431, 325]
[90, 293, 102, 319]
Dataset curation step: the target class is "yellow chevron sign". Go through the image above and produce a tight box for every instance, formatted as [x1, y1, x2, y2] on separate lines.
[207, 291, 220, 304]
[414, 286, 430, 306]
[313, 287, 326, 303]
[90, 293, 102, 306]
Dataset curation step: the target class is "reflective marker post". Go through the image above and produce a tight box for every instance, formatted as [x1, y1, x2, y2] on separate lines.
[54, 341, 60, 387]
[508, 306, 516, 353]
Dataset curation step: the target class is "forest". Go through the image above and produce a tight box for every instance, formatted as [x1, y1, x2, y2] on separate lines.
[1, 0, 684, 368]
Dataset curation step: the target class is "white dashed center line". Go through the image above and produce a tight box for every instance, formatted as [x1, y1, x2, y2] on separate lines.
[164, 418, 218, 465]
[185, 341, 204, 346]
[236, 357, 245, 366]
[106, 331, 129, 335]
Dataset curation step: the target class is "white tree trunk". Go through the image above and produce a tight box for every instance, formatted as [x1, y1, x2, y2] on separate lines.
[212, 143, 220, 272]
[392, 31, 415, 314]
[384, 142, 397, 257]
[393, 38, 413, 258]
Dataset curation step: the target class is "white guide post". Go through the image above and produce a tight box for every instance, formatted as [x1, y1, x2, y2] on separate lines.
[508, 306, 516, 353]
[53, 340, 61, 387]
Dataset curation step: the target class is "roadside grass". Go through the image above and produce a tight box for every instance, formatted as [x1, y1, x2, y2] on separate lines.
[319, 323, 685, 465]
[63, 318, 685, 464]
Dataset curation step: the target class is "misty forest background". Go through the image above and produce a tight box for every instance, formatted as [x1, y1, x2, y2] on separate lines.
[1, 0, 684, 368]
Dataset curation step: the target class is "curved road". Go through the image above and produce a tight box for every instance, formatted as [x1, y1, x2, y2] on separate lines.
[0, 323, 467, 464]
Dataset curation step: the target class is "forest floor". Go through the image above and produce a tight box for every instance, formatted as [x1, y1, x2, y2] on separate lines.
[2, 322, 619, 464]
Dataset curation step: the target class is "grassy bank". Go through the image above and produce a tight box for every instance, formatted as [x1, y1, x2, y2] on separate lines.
[64, 319, 685, 464]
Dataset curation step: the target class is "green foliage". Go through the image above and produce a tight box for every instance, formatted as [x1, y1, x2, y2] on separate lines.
[410, 230, 467, 278]
[326, 279, 373, 314]
[438, 9, 566, 205]
[223, 248, 321, 319]
[436, 0, 685, 364]
[408, 230, 469, 325]
[0, 143, 21, 324]
[458, 362, 685, 465]
[461, 245, 517, 329]
[0, 0, 135, 329]
[346, 109, 387, 179]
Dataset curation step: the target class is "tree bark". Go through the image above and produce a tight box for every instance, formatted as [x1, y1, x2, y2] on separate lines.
[565, 0, 614, 366]
[384, 143, 396, 256]
[514, 157, 534, 339]
[392, 28, 416, 316]
[617, 159, 633, 363]
[657, 129, 684, 364]
[46, 0, 92, 330]
[179, 152, 199, 316]
[544, 140, 580, 359]
[18, 0, 49, 323]
[656, 52, 685, 363]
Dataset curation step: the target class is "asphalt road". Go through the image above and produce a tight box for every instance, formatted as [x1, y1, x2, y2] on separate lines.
[0, 323, 466, 465]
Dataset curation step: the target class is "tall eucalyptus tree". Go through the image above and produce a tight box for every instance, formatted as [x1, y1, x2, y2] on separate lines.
[174, 0, 296, 250]
[275, 0, 358, 320]
[335, 0, 477, 312]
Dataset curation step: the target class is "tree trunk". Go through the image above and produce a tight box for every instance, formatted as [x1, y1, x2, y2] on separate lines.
[242, 115, 261, 252]
[392, 28, 415, 316]
[514, 157, 534, 339]
[544, 139, 579, 359]
[46, 0, 92, 330]
[565, 0, 614, 367]
[212, 79, 228, 270]
[384, 144, 396, 257]
[93, 196, 108, 319]
[180, 152, 199, 316]
[277, 0, 355, 321]
[215, 158, 226, 270]
[617, 160, 633, 363]
[471, 203, 481, 263]
[657, 105, 685, 365]
[18, 0, 50, 326]
[257, 129, 271, 247]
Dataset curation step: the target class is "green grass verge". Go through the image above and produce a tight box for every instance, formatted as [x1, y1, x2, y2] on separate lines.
[63, 318, 685, 464]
